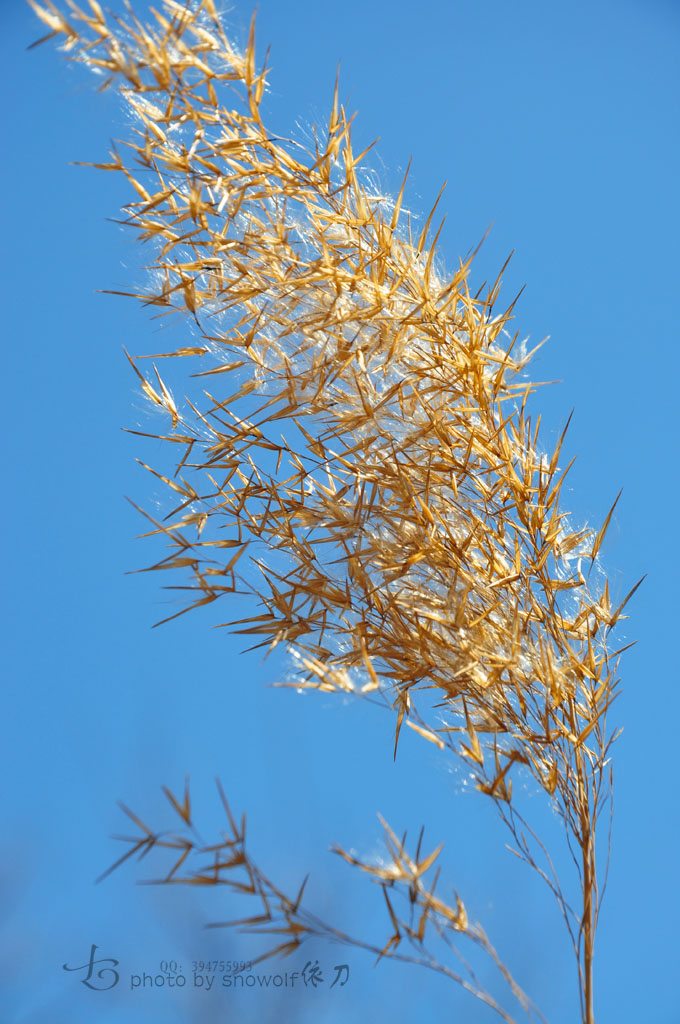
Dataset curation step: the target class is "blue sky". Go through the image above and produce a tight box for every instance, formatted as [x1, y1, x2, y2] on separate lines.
[3, 0, 679, 1021]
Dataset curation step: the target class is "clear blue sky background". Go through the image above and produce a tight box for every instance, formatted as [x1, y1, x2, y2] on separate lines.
[3, 1, 679, 1022]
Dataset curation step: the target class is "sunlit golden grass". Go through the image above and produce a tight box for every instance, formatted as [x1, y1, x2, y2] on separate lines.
[29, 2, 639, 1020]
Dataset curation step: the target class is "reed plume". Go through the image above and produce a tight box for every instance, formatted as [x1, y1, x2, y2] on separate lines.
[29, 1, 639, 1019]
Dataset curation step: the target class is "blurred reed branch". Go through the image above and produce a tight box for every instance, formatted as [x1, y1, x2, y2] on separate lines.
[29, 1, 639, 1020]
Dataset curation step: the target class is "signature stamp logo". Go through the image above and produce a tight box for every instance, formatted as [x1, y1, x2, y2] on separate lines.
[63, 944, 120, 991]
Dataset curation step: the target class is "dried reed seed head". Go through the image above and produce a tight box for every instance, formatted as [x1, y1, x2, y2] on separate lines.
[29, 0, 631, 806]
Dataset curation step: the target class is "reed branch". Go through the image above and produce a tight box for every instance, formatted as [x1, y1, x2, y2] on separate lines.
[29, 2, 638, 1020]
